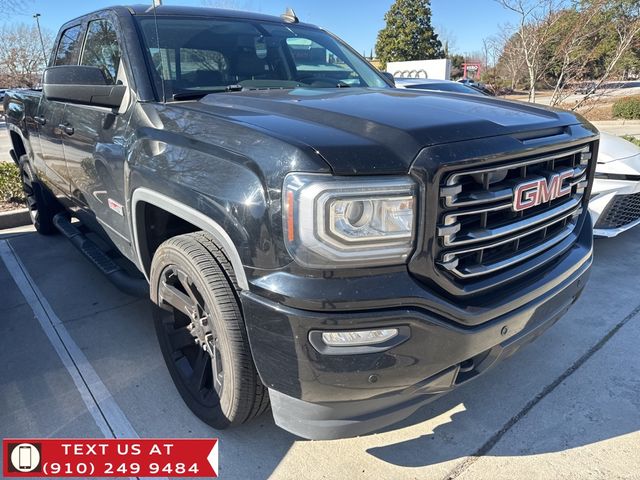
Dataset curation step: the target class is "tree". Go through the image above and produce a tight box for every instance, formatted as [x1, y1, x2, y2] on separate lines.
[0, 23, 53, 88]
[436, 24, 458, 57]
[375, 0, 444, 69]
[542, 4, 605, 106]
[494, 30, 527, 90]
[0, 0, 32, 14]
[571, 0, 640, 109]
[496, 0, 567, 102]
[201, 0, 256, 9]
[449, 54, 466, 79]
[494, 0, 640, 106]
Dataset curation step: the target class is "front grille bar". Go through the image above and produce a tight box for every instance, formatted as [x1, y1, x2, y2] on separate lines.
[442, 146, 590, 208]
[439, 211, 578, 277]
[440, 196, 582, 247]
[435, 141, 593, 281]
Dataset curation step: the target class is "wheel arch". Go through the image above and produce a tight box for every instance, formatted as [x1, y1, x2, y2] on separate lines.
[131, 188, 250, 293]
[8, 125, 29, 164]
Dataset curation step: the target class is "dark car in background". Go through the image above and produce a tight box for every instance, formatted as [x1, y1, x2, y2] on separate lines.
[574, 82, 598, 95]
[395, 78, 485, 95]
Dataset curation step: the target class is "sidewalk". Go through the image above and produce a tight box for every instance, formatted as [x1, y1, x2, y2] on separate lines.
[456, 310, 640, 480]
[587, 120, 640, 138]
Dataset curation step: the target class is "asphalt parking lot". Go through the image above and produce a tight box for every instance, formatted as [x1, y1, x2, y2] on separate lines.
[1, 224, 639, 480]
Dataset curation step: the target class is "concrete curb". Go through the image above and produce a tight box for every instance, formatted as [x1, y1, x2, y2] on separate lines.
[0, 208, 31, 230]
[592, 120, 640, 127]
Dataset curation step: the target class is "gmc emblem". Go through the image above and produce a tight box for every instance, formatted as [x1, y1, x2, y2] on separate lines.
[513, 168, 573, 212]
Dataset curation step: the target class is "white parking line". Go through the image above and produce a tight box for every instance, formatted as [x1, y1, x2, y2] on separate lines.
[0, 239, 138, 438]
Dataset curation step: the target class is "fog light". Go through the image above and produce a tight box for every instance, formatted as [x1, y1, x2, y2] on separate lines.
[321, 329, 399, 347]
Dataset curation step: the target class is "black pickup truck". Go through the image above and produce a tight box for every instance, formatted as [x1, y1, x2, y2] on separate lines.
[4, 5, 598, 440]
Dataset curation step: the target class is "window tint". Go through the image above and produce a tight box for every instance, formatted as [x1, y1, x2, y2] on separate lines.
[149, 47, 176, 81]
[81, 19, 122, 84]
[286, 38, 359, 84]
[54, 25, 83, 66]
[148, 48, 229, 85]
[136, 17, 388, 100]
[181, 49, 227, 75]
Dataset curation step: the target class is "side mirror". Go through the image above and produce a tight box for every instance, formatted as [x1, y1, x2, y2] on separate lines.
[43, 65, 127, 109]
[382, 71, 396, 86]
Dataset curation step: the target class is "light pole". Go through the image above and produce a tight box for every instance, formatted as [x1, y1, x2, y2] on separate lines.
[33, 14, 48, 66]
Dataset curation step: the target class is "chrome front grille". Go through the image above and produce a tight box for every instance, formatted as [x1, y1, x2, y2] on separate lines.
[436, 144, 592, 280]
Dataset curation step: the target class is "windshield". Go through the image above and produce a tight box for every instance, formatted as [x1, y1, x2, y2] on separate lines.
[136, 16, 389, 100]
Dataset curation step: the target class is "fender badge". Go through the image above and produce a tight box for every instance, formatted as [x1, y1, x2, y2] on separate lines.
[108, 198, 124, 216]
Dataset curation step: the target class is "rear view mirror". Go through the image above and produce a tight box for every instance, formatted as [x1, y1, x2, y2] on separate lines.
[382, 71, 396, 86]
[43, 65, 126, 109]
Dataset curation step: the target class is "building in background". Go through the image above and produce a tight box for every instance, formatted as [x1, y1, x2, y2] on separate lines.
[386, 59, 451, 80]
[462, 61, 482, 80]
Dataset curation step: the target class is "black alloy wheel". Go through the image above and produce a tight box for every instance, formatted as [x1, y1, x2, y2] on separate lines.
[150, 232, 269, 429]
[158, 265, 225, 406]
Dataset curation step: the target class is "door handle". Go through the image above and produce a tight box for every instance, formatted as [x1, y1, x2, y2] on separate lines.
[59, 123, 74, 136]
[34, 116, 46, 126]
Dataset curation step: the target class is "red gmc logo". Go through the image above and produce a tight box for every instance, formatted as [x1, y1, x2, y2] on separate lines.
[513, 169, 573, 212]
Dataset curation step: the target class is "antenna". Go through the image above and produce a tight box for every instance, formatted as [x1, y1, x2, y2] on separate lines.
[281, 7, 299, 24]
[151, 0, 166, 102]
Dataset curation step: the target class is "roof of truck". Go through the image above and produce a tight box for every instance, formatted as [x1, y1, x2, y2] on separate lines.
[62, 4, 317, 28]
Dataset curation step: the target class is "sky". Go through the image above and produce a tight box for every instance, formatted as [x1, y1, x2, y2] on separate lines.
[10, 0, 519, 58]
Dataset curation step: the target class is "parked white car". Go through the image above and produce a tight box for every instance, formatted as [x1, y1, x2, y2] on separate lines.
[591, 132, 640, 237]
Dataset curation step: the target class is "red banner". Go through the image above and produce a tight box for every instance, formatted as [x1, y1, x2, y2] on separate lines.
[3, 439, 218, 477]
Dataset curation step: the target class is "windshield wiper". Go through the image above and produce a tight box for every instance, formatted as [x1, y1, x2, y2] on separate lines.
[172, 85, 243, 101]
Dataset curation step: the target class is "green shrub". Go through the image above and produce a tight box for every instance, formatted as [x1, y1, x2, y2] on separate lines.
[0, 162, 25, 203]
[622, 135, 640, 148]
[613, 96, 640, 120]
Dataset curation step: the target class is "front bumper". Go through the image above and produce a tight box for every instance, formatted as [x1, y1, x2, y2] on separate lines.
[240, 223, 593, 440]
[590, 177, 640, 237]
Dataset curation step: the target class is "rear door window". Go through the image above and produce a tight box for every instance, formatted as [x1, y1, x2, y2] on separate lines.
[54, 25, 83, 66]
[80, 19, 122, 84]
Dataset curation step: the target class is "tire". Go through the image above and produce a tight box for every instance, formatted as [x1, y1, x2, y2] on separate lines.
[150, 231, 269, 429]
[19, 156, 59, 235]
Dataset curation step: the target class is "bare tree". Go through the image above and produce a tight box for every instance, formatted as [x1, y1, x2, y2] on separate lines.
[482, 36, 504, 69]
[496, 0, 567, 102]
[547, 3, 605, 106]
[493, 27, 526, 90]
[572, 0, 640, 109]
[201, 0, 257, 10]
[0, 23, 53, 87]
[436, 24, 459, 57]
[0, 0, 33, 15]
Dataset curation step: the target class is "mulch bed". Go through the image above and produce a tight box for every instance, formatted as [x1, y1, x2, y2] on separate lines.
[0, 200, 25, 213]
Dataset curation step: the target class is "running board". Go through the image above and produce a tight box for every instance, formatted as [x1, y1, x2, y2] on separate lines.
[53, 213, 148, 298]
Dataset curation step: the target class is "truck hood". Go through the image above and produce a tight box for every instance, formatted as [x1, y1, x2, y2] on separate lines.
[190, 88, 585, 175]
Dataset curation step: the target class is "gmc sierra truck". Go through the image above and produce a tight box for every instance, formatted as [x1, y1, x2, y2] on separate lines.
[4, 5, 599, 440]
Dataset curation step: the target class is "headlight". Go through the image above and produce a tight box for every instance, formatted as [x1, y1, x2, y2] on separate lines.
[283, 173, 417, 268]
